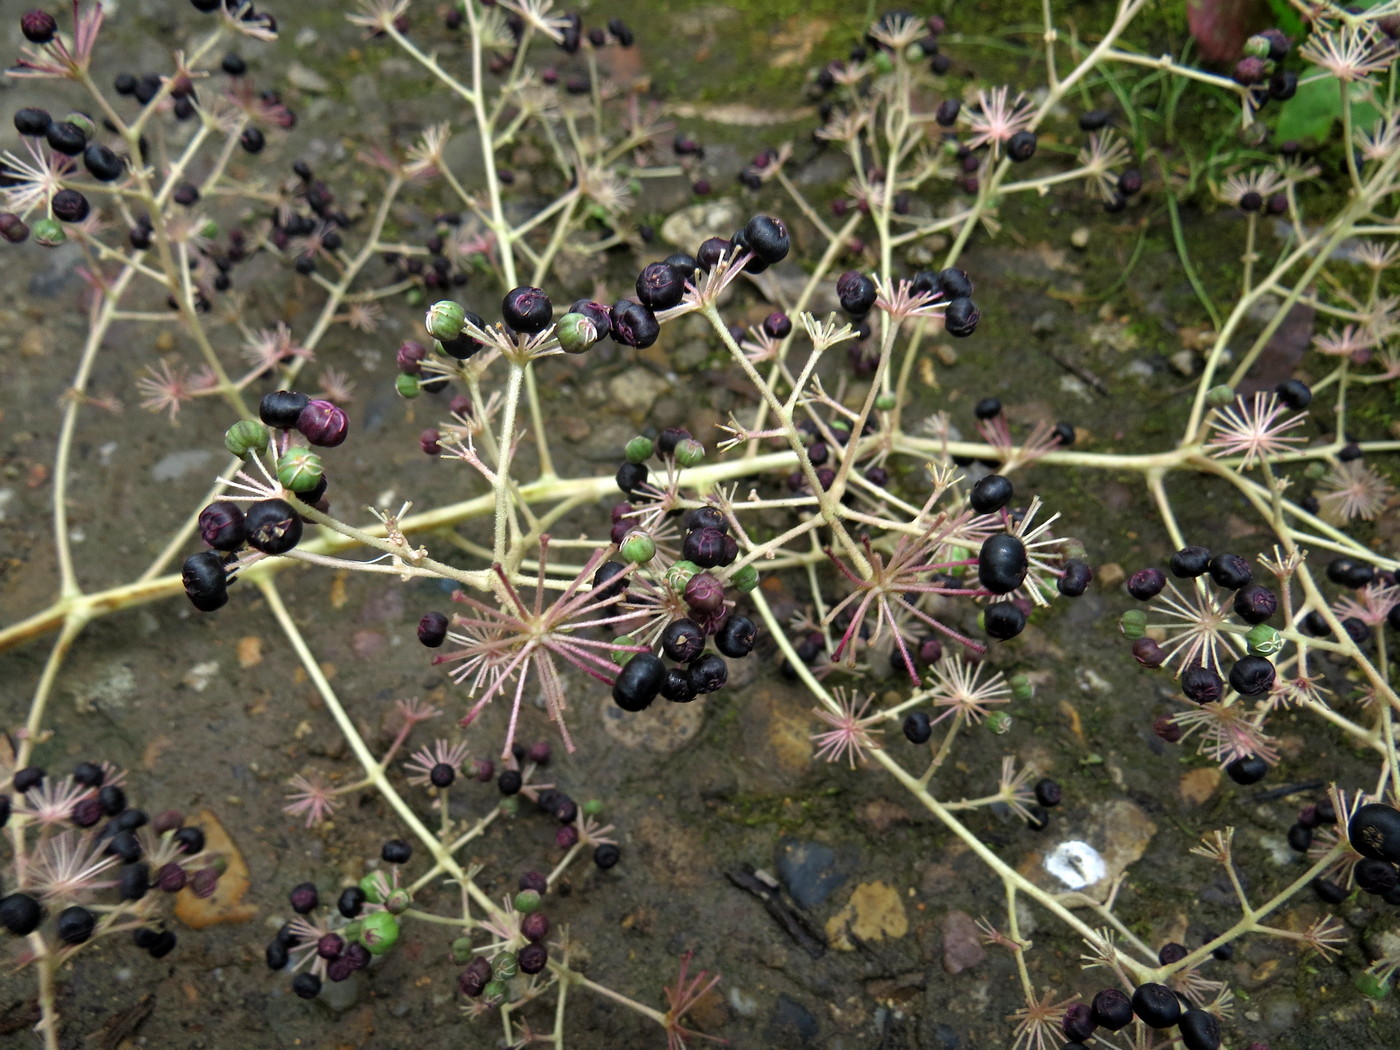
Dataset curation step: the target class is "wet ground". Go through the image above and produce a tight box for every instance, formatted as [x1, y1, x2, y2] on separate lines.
[2, 2, 1399, 1049]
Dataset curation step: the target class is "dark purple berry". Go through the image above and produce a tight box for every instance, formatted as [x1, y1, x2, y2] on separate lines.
[613, 653, 665, 711]
[1034, 778, 1062, 807]
[978, 534, 1028, 594]
[636, 261, 686, 310]
[609, 300, 659, 348]
[381, 839, 412, 864]
[1228, 656, 1274, 696]
[297, 400, 349, 447]
[56, 905, 95, 945]
[1349, 803, 1400, 863]
[837, 270, 878, 316]
[1276, 379, 1311, 410]
[182, 551, 229, 611]
[593, 843, 621, 869]
[741, 214, 789, 264]
[199, 501, 246, 551]
[1131, 983, 1181, 1028]
[1058, 560, 1092, 597]
[289, 882, 318, 914]
[1178, 1009, 1221, 1050]
[1208, 553, 1252, 589]
[1126, 567, 1166, 600]
[984, 602, 1026, 639]
[260, 390, 309, 428]
[1225, 755, 1268, 785]
[501, 286, 552, 334]
[689, 653, 728, 693]
[1233, 583, 1277, 623]
[943, 297, 979, 337]
[661, 619, 706, 662]
[716, 614, 757, 658]
[418, 611, 449, 647]
[1091, 988, 1132, 1030]
[1007, 130, 1037, 161]
[245, 499, 303, 555]
[661, 668, 697, 703]
[0, 893, 42, 935]
[292, 973, 321, 999]
[1181, 665, 1224, 704]
[1169, 546, 1211, 578]
[51, 189, 90, 223]
[338, 887, 366, 918]
[970, 474, 1013, 513]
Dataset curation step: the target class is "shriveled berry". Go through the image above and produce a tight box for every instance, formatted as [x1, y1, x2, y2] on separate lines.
[418, 611, 449, 647]
[970, 474, 1013, 513]
[978, 534, 1028, 594]
[501, 286, 552, 333]
[613, 653, 665, 711]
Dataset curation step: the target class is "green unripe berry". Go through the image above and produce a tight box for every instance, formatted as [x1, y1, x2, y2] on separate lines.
[1245, 623, 1285, 657]
[1243, 34, 1271, 59]
[200, 219, 220, 240]
[32, 217, 66, 247]
[385, 888, 411, 915]
[1118, 609, 1148, 640]
[63, 111, 97, 140]
[872, 50, 894, 74]
[620, 532, 656, 564]
[492, 951, 518, 980]
[730, 564, 759, 592]
[498, 796, 520, 817]
[514, 890, 541, 913]
[482, 979, 508, 1006]
[1206, 385, 1235, 408]
[583, 798, 604, 816]
[276, 448, 324, 493]
[625, 435, 654, 463]
[986, 711, 1013, 735]
[396, 373, 421, 399]
[224, 419, 268, 458]
[874, 392, 897, 411]
[610, 635, 637, 665]
[1010, 673, 1034, 701]
[556, 311, 598, 354]
[1356, 972, 1390, 999]
[426, 299, 466, 342]
[665, 559, 701, 593]
[358, 872, 386, 904]
[673, 437, 705, 468]
[451, 937, 475, 964]
[359, 911, 400, 955]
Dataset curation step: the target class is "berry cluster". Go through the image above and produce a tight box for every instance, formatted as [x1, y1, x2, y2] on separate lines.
[1, 760, 220, 962]
[182, 390, 348, 611]
[1064, 981, 1223, 1050]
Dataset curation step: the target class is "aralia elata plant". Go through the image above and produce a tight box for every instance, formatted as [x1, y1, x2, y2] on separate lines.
[3, 0, 1400, 1047]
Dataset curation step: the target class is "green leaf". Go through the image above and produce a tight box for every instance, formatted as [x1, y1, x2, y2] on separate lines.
[1274, 74, 1381, 144]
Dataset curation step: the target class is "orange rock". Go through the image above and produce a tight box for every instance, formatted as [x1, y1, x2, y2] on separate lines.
[174, 808, 258, 929]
